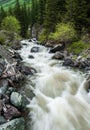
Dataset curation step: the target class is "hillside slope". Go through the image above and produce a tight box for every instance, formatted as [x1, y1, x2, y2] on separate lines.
[0, 0, 31, 9]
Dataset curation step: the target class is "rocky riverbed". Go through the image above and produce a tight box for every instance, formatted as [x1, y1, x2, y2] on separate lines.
[0, 41, 37, 130]
[0, 39, 90, 130]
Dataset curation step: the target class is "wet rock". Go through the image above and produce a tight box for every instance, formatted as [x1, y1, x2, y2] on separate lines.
[45, 42, 54, 48]
[22, 43, 27, 46]
[12, 40, 22, 50]
[20, 65, 36, 75]
[2, 95, 10, 104]
[63, 58, 74, 67]
[74, 61, 85, 69]
[9, 71, 24, 84]
[0, 63, 5, 77]
[52, 52, 64, 60]
[10, 92, 26, 108]
[0, 117, 25, 130]
[28, 39, 32, 42]
[28, 55, 34, 59]
[7, 87, 16, 94]
[31, 46, 40, 53]
[84, 79, 90, 92]
[74, 56, 90, 70]
[0, 116, 7, 124]
[3, 104, 21, 120]
[85, 67, 90, 71]
[50, 44, 65, 53]
[0, 100, 3, 114]
[12, 52, 22, 62]
[0, 80, 8, 95]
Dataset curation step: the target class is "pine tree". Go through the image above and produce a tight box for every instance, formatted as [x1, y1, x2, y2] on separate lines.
[44, 0, 58, 33]
[14, 0, 21, 20]
[0, 6, 7, 25]
[38, 0, 46, 24]
[20, 2, 29, 37]
[65, 0, 88, 33]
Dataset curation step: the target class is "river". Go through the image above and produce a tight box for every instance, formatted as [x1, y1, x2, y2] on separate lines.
[18, 40, 90, 130]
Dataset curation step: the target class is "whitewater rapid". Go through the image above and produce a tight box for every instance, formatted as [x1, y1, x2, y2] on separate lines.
[19, 40, 90, 130]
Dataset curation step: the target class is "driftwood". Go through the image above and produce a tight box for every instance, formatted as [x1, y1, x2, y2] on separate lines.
[0, 60, 17, 78]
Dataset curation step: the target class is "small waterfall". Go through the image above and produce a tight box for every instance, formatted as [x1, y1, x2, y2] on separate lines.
[19, 40, 90, 130]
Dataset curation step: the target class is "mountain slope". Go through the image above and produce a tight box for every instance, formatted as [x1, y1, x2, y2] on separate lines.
[0, 0, 31, 9]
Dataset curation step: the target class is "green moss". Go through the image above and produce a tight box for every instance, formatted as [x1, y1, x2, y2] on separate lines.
[68, 41, 90, 55]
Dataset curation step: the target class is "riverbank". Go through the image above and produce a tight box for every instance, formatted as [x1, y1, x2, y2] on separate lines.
[0, 41, 37, 130]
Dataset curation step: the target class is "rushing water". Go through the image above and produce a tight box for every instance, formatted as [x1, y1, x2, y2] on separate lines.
[19, 40, 90, 130]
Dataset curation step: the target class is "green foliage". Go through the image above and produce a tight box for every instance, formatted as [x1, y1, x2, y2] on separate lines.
[49, 23, 76, 43]
[44, 0, 58, 33]
[0, 0, 90, 40]
[38, 29, 47, 43]
[65, 0, 88, 33]
[68, 41, 90, 55]
[1, 16, 21, 34]
[0, 33, 5, 45]
[0, 0, 31, 10]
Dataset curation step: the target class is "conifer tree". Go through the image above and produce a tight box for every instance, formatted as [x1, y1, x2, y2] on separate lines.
[38, 0, 46, 24]
[44, 0, 58, 33]
[0, 6, 7, 25]
[65, 0, 88, 33]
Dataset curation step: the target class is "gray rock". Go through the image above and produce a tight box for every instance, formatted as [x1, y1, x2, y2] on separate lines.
[28, 55, 34, 59]
[12, 40, 22, 50]
[0, 63, 5, 76]
[0, 80, 8, 95]
[3, 104, 21, 120]
[10, 92, 26, 108]
[31, 46, 40, 53]
[63, 58, 74, 67]
[0, 100, 3, 115]
[50, 44, 65, 53]
[7, 87, 16, 94]
[52, 52, 64, 60]
[0, 116, 6, 125]
[2, 95, 9, 104]
[12, 52, 22, 62]
[0, 117, 25, 130]
[20, 65, 36, 75]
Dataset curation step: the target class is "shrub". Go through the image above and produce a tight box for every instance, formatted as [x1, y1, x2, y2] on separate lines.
[38, 29, 47, 43]
[68, 41, 90, 55]
[0, 33, 6, 45]
[49, 23, 77, 43]
[1, 16, 21, 34]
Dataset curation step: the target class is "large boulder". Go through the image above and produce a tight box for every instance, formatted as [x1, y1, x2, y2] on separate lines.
[10, 92, 27, 108]
[31, 46, 40, 53]
[52, 52, 64, 60]
[50, 44, 65, 53]
[0, 117, 25, 130]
